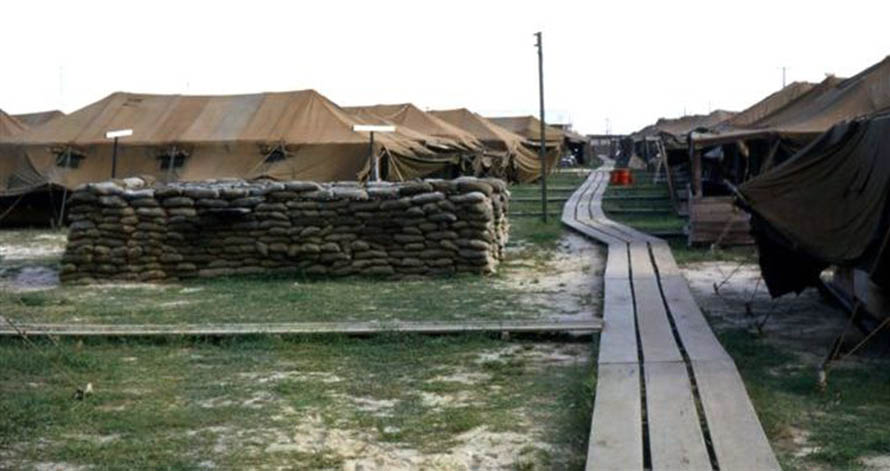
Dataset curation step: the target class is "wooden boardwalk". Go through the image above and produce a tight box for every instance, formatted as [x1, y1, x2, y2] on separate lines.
[563, 163, 780, 471]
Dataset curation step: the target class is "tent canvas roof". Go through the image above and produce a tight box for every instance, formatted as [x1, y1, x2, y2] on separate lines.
[0, 110, 28, 138]
[344, 104, 482, 152]
[430, 108, 553, 183]
[430, 109, 529, 152]
[0, 90, 460, 195]
[720, 81, 816, 130]
[695, 56, 890, 146]
[2, 90, 429, 157]
[487, 115, 564, 144]
[12, 110, 65, 129]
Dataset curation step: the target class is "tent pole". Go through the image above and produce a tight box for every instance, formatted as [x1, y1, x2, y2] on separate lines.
[111, 137, 119, 179]
[535, 31, 548, 223]
[58, 148, 72, 226]
[370, 131, 379, 182]
[166, 145, 176, 183]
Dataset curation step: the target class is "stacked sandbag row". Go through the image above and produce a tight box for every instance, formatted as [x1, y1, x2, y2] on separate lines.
[60, 177, 509, 284]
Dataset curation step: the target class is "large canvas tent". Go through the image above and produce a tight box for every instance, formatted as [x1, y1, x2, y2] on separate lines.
[430, 108, 554, 182]
[739, 113, 890, 315]
[0, 89, 458, 198]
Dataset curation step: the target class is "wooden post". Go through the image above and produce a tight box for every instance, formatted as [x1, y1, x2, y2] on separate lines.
[535, 32, 548, 222]
[690, 138, 702, 197]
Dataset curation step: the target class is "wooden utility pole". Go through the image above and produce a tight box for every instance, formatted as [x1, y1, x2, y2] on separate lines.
[535, 32, 548, 222]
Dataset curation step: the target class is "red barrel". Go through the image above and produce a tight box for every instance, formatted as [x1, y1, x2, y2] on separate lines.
[620, 169, 633, 185]
[612, 168, 632, 186]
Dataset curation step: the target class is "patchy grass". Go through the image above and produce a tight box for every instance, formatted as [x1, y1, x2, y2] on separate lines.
[0, 271, 551, 325]
[669, 239, 758, 266]
[0, 335, 595, 470]
[0, 210, 586, 326]
[718, 329, 890, 471]
[602, 169, 685, 237]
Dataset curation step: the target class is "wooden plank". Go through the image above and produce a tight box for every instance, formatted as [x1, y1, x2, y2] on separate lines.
[645, 361, 712, 471]
[586, 363, 644, 471]
[659, 274, 732, 363]
[603, 243, 629, 279]
[0, 319, 603, 337]
[598, 278, 638, 365]
[629, 243, 654, 277]
[649, 241, 680, 277]
[691, 360, 781, 471]
[632, 274, 682, 363]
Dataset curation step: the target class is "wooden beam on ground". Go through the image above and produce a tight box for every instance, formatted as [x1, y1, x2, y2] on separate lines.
[586, 363, 644, 471]
[0, 319, 603, 337]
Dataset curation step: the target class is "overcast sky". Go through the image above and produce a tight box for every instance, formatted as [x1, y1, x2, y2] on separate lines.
[2, 0, 888, 134]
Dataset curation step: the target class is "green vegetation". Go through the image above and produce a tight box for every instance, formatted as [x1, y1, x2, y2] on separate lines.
[1, 272, 547, 325]
[0, 171, 601, 470]
[0, 335, 595, 469]
[602, 169, 684, 236]
[508, 168, 587, 217]
[0, 207, 583, 326]
[719, 329, 890, 471]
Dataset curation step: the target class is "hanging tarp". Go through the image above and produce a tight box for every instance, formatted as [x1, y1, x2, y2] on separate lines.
[739, 113, 890, 296]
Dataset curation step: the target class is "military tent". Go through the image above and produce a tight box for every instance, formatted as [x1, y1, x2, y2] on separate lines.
[0, 89, 457, 198]
[430, 108, 554, 182]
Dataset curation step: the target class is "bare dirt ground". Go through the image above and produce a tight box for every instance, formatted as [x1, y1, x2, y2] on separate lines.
[682, 261, 890, 469]
[683, 262, 849, 362]
[500, 232, 605, 323]
[0, 230, 65, 292]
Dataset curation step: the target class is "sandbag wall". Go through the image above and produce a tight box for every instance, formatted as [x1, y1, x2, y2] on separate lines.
[60, 178, 509, 284]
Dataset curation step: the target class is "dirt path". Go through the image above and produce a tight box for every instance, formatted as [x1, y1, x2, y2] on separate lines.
[683, 262, 848, 360]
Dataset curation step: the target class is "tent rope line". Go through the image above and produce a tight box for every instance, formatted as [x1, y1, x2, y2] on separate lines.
[562, 159, 780, 471]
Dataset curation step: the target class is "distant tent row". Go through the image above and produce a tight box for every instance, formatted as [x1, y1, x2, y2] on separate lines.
[627, 55, 890, 248]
